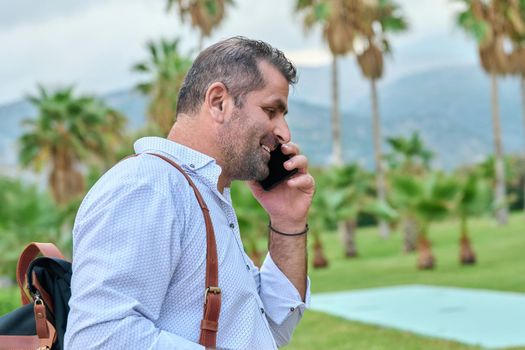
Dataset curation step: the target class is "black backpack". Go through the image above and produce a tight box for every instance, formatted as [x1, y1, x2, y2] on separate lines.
[0, 242, 71, 350]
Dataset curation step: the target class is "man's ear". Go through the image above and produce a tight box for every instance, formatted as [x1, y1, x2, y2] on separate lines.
[204, 82, 233, 124]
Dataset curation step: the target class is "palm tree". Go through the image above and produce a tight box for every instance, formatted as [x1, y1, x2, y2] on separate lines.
[133, 38, 192, 136]
[308, 168, 334, 268]
[456, 0, 512, 225]
[355, 0, 407, 237]
[296, 0, 365, 165]
[386, 132, 434, 252]
[309, 202, 330, 269]
[505, 0, 525, 215]
[390, 172, 458, 269]
[476, 154, 517, 212]
[326, 164, 371, 257]
[296, 0, 369, 259]
[19, 86, 126, 205]
[386, 132, 434, 174]
[166, 0, 235, 50]
[452, 171, 491, 265]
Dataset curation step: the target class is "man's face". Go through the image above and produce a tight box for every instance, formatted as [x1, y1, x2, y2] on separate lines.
[218, 61, 291, 181]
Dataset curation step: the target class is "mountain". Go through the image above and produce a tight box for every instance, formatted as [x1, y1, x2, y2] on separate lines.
[290, 63, 524, 169]
[1, 63, 524, 174]
[291, 59, 369, 110]
[348, 64, 524, 168]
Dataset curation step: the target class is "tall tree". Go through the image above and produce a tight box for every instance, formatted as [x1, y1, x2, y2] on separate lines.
[296, 0, 368, 256]
[456, 0, 511, 225]
[19, 86, 126, 205]
[133, 38, 192, 135]
[166, 0, 235, 50]
[296, 0, 365, 165]
[356, 0, 407, 237]
[505, 0, 525, 215]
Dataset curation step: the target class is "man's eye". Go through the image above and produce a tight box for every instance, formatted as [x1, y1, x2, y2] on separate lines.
[264, 108, 276, 118]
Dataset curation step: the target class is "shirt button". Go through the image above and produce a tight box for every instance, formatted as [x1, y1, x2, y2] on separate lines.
[189, 163, 195, 168]
[246, 264, 250, 271]
[229, 223, 235, 229]
[290, 307, 295, 312]
[260, 308, 265, 314]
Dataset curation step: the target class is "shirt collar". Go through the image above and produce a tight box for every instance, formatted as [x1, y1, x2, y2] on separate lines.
[133, 136, 223, 186]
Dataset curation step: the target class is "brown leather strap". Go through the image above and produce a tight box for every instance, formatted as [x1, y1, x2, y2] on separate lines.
[141, 153, 221, 348]
[16, 243, 64, 305]
[32, 270, 55, 314]
[0, 335, 40, 349]
[34, 300, 50, 339]
[33, 296, 57, 349]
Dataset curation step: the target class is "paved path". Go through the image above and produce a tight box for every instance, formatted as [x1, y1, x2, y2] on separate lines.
[311, 285, 525, 349]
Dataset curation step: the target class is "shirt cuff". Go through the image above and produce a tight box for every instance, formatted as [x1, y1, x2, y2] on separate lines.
[259, 252, 311, 325]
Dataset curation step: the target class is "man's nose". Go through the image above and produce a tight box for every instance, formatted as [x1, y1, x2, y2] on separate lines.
[274, 116, 291, 145]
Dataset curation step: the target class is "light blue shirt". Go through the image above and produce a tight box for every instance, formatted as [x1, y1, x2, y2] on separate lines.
[65, 137, 310, 349]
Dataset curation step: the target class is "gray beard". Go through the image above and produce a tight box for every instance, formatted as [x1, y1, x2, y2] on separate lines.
[217, 112, 269, 181]
[218, 136, 269, 181]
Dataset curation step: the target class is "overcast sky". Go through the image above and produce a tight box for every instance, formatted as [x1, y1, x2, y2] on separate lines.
[0, 0, 476, 105]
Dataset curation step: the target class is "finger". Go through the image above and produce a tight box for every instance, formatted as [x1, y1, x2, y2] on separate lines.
[287, 174, 315, 193]
[284, 154, 308, 173]
[281, 142, 300, 156]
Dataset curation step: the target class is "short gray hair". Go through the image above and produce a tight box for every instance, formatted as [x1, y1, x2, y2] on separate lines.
[176, 36, 297, 115]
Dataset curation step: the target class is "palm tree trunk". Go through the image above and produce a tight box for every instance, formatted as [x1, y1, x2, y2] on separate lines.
[403, 216, 418, 253]
[417, 226, 435, 270]
[51, 147, 70, 205]
[331, 54, 343, 165]
[417, 236, 435, 269]
[490, 72, 508, 225]
[339, 219, 358, 258]
[370, 78, 390, 237]
[312, 235, 328, 268]
[459, 215, 476, 265]
[50, 147, 84, 206]
[521, 74, 525, 215]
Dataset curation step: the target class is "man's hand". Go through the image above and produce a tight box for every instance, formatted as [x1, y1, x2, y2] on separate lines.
[248, 142, 315, 231]
[248, 142, 314, 299]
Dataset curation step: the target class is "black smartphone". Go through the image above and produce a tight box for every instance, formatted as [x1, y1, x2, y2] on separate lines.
[259, 145, 298, 191]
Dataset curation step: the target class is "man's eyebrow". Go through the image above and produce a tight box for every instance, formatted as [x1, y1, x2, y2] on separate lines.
[269, 99, 288, 115]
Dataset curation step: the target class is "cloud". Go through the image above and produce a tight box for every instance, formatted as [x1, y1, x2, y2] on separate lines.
[285, 48, 331, 67]
[0, 0, 104, 30]
[0, 0, 473, 105]
[0, 0, 197, 103]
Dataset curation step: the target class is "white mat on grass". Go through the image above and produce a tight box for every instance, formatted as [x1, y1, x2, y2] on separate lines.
[311, 285, 525, 349]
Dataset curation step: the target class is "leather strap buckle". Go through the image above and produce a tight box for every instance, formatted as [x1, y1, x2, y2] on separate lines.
[204, 286, 221, 304]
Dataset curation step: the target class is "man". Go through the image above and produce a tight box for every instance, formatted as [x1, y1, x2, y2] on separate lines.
[65, 37, 315, 349]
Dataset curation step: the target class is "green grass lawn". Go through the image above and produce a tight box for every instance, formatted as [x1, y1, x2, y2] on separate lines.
[285, 212, 525, 349]
[1, 213, 523, 349]
[308, 213, 525, 294]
